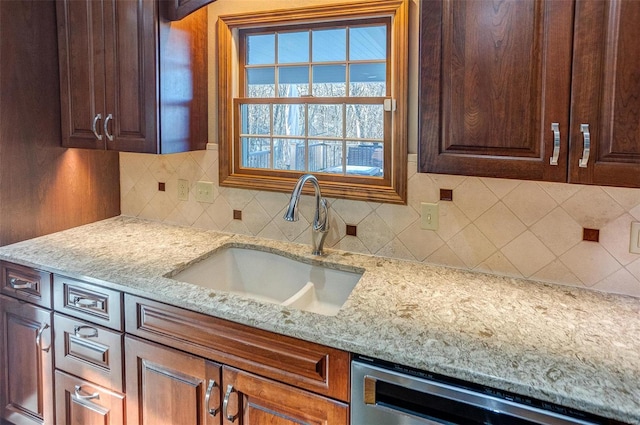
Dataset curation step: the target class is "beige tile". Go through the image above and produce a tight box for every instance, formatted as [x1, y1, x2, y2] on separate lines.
[219, 187, 256, 210]
[503, 181, 557, 226]
[407, 173, 439, 211]
[425, 244, 466, 269]
[559, 242, 621, 286]
[530, 207, 582, 256]
[357, 213, 395, 254]
[453, 177, 498, 221]
[255, 191, 290, 218]
[175, 154, 204, 183]
[325, 212, 347, 247]
[375, 203, 419, 235]
[138, 192, 175, 222]
[435, 203, 470, 242]
[427, 173, 467, 190]
[240, 199, 271, 235]
[538, 181, 582, 204]
[398, 221, 445, 261]
[332, 235, 371, 255]
[600, 213, 640, 266]
[224, 219, 252, 236]
[623, 257, 640, 282]
[532, 259, 583, 287]
[560, 186, 624, 228]
[206, 197, 233, 229]
[147, 155, 177, 183]
[501, 231, 555, 277]
[475, 252, 521, 278]
[257, 222, 289, 242]
[191, 206, 219, 231]
[376, 239, 416, 261]
[602, 186, 640, 211]
[629, 203, 640, 221]
[273, 208, 310, 241]
[174, 199, 206, 226]
[591, 268, 640, 297]
[163, 207, 190, 227]
[475, 202, 526, 248]
[481, 177, 520, 199]
[447, 224, 497, 268]
[330, 198, 373, 225]
[121, 186, 148, 217]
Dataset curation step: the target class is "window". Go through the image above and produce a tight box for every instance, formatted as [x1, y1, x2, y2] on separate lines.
[218, 0, 408, 203]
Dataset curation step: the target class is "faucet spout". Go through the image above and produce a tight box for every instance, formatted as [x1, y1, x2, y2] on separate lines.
[283, 174, 329, 255]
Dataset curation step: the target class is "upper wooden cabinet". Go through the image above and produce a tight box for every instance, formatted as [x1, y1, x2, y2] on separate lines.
[419, 0, 640, 188]
[56, 0, 207, 154]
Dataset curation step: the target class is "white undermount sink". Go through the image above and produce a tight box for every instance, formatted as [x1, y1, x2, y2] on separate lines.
[170, 247, 362, 316]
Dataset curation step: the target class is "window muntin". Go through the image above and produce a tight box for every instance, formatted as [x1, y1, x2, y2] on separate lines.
[239, 22, 389, 180]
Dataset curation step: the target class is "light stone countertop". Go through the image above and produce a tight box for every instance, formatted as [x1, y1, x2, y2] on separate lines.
[0, 216, 638, 424]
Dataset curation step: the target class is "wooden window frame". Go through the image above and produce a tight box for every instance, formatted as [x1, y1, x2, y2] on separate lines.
[218, 0, 408, 204]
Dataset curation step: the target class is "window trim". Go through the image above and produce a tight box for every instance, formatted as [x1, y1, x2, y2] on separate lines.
[218, 0, 408, 204]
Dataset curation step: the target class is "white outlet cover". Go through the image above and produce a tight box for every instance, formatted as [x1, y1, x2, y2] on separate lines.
[421, 202, 439, 231]
[630, 222, 640, 254]
[195, 181, 214, 203]
[177, 179, 189, 201]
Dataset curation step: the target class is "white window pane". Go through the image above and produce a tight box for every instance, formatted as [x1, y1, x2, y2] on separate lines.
[242, 137, 271, 169]
[246, 68, 275, 97]
[346, 104, 384, 139]
[308, 141, 343, 173]
[247, 34, 275, 64]
[309, 104, 343, 138]
[349, 25, 386, 60]
[278, 31, 309, 63]
[349, 63, 386, 97]
[278, 67, 309, 97]
[273, 104, 305, 137]
[346, 142, 383, 176]
[312, 65, 346, 97]
[274, 139, 305, 171]
[312, 28, 346, 62]
[241, 104, 271, 135]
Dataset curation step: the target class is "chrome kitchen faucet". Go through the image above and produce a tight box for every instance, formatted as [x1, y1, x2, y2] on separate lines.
[283, 174, 329, 256]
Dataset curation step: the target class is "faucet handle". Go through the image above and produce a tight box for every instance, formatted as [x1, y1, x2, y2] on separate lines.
[314, 198, 330, 232]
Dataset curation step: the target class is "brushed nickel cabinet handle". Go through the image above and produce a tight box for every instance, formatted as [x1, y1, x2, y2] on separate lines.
[579, 124, 590, 168]
[91, 114, 103, 141]
[35, 323, 50, 353]
[73, 325, 98, 339]
[205, 379, 220, 417]
[74, 385, 100, 401]
[104, 113, 114, 142]
[72, 296, 103, 310]
[9, 277, 34, 290]
[223, 384, 239, 422]
[549, 122, 560, 165]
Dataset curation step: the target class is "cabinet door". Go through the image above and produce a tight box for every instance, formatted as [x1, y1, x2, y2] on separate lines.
[55, 370, 125, 425]
[569, 0, 640, 187]
[221, 367, 348, 425]
[418, 0, 574, 181]
[56, 0, 107, 149]
[0, 295, 54, 425]
[125, 336, 222, 425]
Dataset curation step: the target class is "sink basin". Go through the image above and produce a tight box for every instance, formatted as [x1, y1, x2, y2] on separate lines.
[170, 247, 362, 316]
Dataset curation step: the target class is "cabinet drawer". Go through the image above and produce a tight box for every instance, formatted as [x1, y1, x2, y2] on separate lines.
[1, 261, 52, 308]
[54, 313, 123, 392]
[55, 370, 125, 425]
[53, 275, 123, 331]
[125, 295, 350, 402]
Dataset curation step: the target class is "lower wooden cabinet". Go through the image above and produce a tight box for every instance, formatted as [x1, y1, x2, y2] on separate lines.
[54, 370, 125, 425]
[221, 367, 349, 425]
[0, 294, 54, 425]
[125, 336, 223, 425]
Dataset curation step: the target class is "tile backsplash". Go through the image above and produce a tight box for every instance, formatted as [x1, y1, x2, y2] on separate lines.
[121, 146, 640, 298]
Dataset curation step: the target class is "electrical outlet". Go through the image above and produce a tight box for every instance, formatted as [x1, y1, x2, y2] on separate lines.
[177, 179, 189, 201]
[630, 222, 640, 254]
[421, 202, 439, 230]
[195, 181, 214, 203]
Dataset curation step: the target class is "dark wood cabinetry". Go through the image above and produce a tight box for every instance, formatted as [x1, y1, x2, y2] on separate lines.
[419, 0, 640, 187]
[0, 295, 54, 425]
[56, 0, 207, 153]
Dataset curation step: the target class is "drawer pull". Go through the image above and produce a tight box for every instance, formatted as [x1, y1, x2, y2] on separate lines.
[36, 323, 51, 353]
[579, 123, 590, 168]
[74, 325, 99, 339]
[205, 379, 220, 417]
[223, 384, 239, 422]
[74, 385, 100, 401]
[549, 122, 560, 165]
[9, 277, 34, 290]
[73, 296, 104, 310]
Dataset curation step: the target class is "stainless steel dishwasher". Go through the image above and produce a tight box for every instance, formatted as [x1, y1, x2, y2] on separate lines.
[351, 356, 618, 425]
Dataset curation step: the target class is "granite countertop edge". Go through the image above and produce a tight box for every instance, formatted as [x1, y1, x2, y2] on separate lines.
[0, 216, 638, 424]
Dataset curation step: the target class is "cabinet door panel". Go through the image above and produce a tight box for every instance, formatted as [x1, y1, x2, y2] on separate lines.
[222, 367, 348, 425]
[56, 0, 106, 149]
[55, 370, 125, 425]
[419, 0, 574, 181]
[0, 295, 53, 425]
[569, 0, 640, 186]
[125, 336, 222, 425]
